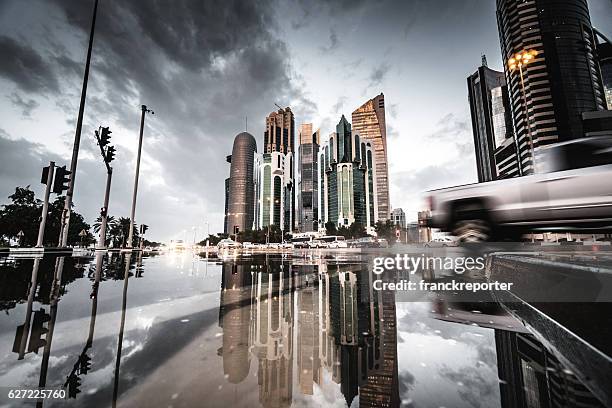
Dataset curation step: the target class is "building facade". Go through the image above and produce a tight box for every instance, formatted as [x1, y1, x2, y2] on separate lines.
[496, 0, 607, 175]
[595, 31, 612, 110]
[224, 132, 257, 236]
[297, 124, 320, 232]
[318, 116, 378, 232]
[352, 93, 390, 221]
[256, 107, 296, 232]
[391, 208, 406, 229]
[468, 60, 517, 181]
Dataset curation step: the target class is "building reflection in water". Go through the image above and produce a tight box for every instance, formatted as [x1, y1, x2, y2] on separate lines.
[217, 255, 400, 408]
[432, 301, 606, 408]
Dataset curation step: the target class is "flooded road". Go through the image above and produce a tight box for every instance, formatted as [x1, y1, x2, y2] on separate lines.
[0, 251, 608, 407]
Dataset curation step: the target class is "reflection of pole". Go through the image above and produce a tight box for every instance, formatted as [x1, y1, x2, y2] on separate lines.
[112, 253, 131, 407]
[37, 162, 55, 248]
[59, 0, 99, 247]
[38, 257, 65, 408]
[88, 253, 102, 345]
[18, 258, 41, 359]
[518, 65, 536, 173]
[98, 168, 113, 249]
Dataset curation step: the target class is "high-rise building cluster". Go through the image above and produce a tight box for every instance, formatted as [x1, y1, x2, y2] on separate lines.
[224, 94, 391, 236]
[469, 0, 612, 181]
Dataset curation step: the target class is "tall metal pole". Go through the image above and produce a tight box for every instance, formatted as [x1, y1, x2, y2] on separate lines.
[127, 105, 151, 248]
[98, 167, 113, 249]
[59, 0, 99, 247]
[36, 161, 55, 248]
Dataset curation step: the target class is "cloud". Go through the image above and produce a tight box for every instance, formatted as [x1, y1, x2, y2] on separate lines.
[0, 35, 59, 93]
[367, 62, 391, 89]
[319, 28, 339, 54]
[7, 93, 39, 117]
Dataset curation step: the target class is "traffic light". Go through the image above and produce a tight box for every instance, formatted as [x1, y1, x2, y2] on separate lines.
[66, 372, 81, 398]
[139, 224, 149, 235]
[52, 166, 71, 194]
[41, 166, 50, 184]
[99, 127, 112, 147]
[28, 309, 50, 354]
[78, 353, 92, 374]
[105, 145, 116, 163]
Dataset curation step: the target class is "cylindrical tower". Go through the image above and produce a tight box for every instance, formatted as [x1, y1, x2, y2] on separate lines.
[496, 0, 606, 174]
[226, 132, 257, 235]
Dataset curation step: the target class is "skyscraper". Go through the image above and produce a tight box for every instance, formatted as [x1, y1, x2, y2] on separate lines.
[595, 31, 612, 110]
[318, 116, 377, 232]
[225, 132, 257, 236]
[352, 93, 390, 221]
[496, 0, 607, 174]
[256, 107, 295, 231]
[297, 124, 320, 232]
[468, 59, 517, 181]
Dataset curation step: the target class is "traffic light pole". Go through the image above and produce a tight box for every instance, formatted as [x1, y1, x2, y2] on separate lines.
[127, 105, 152, 249]
[97, 167, 113, 249]
[59, 0, 99, 248]
[36, 161, 55, 248]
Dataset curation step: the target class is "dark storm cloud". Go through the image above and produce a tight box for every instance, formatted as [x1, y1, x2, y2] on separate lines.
[7, 93, 39, 117]
[0, 35, 59, 93]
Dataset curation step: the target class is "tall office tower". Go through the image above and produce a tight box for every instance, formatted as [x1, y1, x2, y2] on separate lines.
[223, 177, 230, 234]
[391, 208, 406, 229]
[225, 132, 257, 236]
[318, 116, 378, 233]
[468, 58, 517, 181]
[264, 107, 295, 154]
[497, 0, 607, 174]
[297, 124, 320, 232]
[595, 31, 612, 109]
[352, 93, 390, 221]
[257, 107, 295, 231]
[254, 150, 294, 231]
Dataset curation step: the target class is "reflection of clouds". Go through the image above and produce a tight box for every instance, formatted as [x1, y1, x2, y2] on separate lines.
[438, 365, 498, 408]
[396, 303, 500, 408]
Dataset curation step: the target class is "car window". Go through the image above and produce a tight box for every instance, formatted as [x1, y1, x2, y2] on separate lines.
[541, 138, 612, 172]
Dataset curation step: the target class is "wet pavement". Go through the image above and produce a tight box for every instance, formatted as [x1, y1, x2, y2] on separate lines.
[0, 251, 609, 407]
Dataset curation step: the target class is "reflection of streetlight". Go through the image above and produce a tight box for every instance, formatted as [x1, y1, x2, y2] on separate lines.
[509, 49, 538, 173]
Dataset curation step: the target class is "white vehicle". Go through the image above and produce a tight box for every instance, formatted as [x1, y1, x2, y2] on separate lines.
[425, 137, 612, 241]
[319, 235, 348, 249]
[291, 236, 314, 248]
[217, 238, 242, 250]
[425, 236, 458, 247]
[242, 242, 257, 250]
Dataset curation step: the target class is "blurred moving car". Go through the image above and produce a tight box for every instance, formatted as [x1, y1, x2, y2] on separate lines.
[424, 236, 458, 247]
[425, 136, 612, 241]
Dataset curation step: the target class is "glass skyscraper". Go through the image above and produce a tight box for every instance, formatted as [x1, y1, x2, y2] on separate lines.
[297, 124, 319, 232]
[318, 116, 377, 232]
[467, 60, 517, 181]
[352, 93, 390, 221]
[224, 132, 257, 236]
[497, 0, 607, 174]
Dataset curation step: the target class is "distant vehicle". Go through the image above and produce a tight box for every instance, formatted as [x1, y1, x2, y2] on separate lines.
[281, 242, 294, 249]
[291, 236, 315, 248]
[217, 239, 242, 250]
[425, 236, 458, 247]
[425, 136, 612, 241]
[319, 235, 348, 249]
[242, 242, 257, 250]
[348, 236, 378, 248]
[377, 238, 389, 248]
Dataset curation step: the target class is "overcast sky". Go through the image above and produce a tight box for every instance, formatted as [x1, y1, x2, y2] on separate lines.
[1, 0, 611, 242]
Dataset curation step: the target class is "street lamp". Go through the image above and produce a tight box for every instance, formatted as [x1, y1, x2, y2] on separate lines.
[508, 49, 538, 173]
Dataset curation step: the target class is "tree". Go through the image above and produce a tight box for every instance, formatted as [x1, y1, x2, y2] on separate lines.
[0, 187, 94, 247]
[324, 222, 337, 236]
[93, 215, 119, 247]
[0, 187, 41, 246]
[374, 219, 396, 244]
[114, 217, 139, 248]
[197, 233, 227, 246]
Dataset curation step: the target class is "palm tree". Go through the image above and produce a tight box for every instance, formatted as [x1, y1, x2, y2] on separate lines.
[93, 215, 119, 247]
[116, 217, 138, 248]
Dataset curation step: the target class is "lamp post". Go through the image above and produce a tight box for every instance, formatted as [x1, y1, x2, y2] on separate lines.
[127, 105, 154, 249]
[508, 49, 538, 174]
